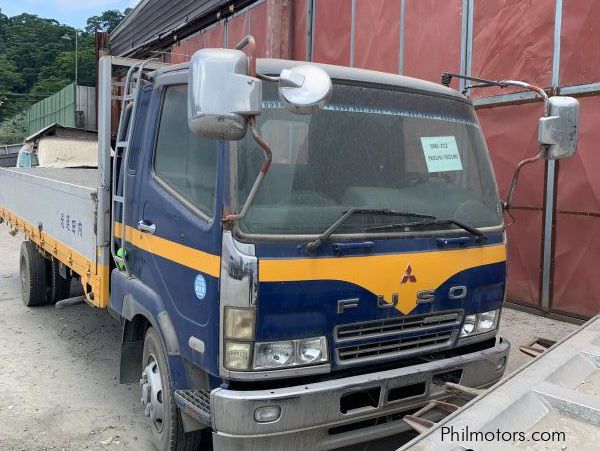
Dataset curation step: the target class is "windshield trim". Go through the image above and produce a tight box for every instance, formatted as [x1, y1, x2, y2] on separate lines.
[232, 222, 505, 243]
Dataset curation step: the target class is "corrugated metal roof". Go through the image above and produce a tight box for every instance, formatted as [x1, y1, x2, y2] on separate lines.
[110, 0, 256, 56]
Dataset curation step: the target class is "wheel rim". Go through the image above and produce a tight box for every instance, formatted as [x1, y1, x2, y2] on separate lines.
[140, 354, 165, 433]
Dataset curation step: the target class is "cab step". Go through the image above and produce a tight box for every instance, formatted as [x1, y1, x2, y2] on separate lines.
[174, 389, 212, 427]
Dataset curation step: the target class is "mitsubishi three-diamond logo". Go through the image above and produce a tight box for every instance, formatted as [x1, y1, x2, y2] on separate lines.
[401, 264, 417, 284]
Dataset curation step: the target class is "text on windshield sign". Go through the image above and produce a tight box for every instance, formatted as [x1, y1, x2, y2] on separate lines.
[420, 136, 463, 173]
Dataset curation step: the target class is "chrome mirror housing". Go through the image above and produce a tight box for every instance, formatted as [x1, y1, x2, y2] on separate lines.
[538, 96, 580, 159]
[278, 65, 332, 115]
[188, 48, 262, 141]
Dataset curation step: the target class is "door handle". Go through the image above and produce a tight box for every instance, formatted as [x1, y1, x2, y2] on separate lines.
[137, 220, 156, 235]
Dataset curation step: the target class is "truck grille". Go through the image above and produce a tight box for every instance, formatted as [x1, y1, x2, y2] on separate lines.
[334, 311, 462, 365]
[335, 311, 462, 342]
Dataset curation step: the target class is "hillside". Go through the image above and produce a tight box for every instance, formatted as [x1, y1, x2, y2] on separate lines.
[0, 9, 127, 143]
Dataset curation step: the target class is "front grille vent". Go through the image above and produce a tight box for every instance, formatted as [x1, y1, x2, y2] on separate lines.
[337, 330, 455, 364]
[335, 311, 462, 342]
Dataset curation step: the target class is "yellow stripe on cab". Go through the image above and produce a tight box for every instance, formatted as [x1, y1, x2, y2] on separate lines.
[114, 223, 221, 278]
[260, 244, 506, 314]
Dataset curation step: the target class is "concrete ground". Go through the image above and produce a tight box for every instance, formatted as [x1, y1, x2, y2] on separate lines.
[0, 226, 580, 451]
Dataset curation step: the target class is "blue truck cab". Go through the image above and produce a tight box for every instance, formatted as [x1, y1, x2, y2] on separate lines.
[106, 52, 511, 451]
[0, 38, 579, 451]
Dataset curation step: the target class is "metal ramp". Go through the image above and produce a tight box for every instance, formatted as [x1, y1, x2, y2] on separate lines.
[399, 315, 600, 450]
[401, 383, 484, 434]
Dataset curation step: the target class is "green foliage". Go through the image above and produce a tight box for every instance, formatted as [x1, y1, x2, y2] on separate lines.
[85, 10, 125, 34]
[0, 7, 127, 123]
[0, 119, 26, 145]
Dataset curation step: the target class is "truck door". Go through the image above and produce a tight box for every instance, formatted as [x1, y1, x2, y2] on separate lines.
[131, 79, 223, 375]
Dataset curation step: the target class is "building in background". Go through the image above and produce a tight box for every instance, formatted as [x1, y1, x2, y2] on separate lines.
[9, 83, 96, 137]
[110, 0, 600, 320]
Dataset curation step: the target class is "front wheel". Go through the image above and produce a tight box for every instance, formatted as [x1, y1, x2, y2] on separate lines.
[141, 327, 210, 451]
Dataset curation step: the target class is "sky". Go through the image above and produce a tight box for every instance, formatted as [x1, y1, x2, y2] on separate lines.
[1, 0, 138, 28]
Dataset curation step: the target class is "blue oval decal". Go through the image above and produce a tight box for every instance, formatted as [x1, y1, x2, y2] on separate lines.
[194, 274, 207, 300]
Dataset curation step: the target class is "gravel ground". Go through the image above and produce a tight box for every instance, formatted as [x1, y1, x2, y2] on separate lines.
[0, 227, 151, 451]
[0, 226, 580, 451]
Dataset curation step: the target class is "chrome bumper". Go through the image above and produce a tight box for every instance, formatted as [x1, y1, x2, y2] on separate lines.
[210, 338, 510, 451]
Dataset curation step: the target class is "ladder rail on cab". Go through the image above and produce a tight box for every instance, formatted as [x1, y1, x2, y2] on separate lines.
[110, 60, 153, 276]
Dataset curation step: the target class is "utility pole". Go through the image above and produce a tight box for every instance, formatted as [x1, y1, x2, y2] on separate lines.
[62, 29, 80, 106]
[75, 29, 78, 91]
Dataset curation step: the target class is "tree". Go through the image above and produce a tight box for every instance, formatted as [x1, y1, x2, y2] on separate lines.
[85, 10, 124, 33]
[0, 119, 26, 145]
[0, 57, 25, 92]
[0, 7, 130, 126]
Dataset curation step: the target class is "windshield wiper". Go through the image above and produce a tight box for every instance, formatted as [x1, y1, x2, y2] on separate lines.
[301, 209, 437, 253]
[366, 217, 487, 242]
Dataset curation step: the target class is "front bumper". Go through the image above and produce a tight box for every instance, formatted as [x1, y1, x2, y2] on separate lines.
[203, 338, 510, 451]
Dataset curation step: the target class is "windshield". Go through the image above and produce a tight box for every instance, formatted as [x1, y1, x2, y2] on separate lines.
[235, 81, 502, 236]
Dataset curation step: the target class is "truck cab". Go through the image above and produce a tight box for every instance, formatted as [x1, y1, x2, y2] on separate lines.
[107, 53, 511, 451]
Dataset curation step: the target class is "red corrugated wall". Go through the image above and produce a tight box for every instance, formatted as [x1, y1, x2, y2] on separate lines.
[403, 0, 463, 88]
[163, 0, 598, 318]
[552, 95, 600, 318]
[353, 0, 401, 73]
[477, 102, 547, 308]
[471, 0, 554, 98]
[312, 0, 352, 66]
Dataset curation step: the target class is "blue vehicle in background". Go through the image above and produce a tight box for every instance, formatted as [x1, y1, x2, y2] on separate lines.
[0, 37, 580, 451]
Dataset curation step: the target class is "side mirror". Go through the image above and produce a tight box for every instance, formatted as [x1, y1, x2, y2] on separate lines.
[188, 49, 262, 140]
[538, 96, 580, 159]
[278, 65, 332, 115]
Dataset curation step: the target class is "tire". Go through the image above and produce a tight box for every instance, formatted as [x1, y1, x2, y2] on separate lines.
[20, 241, 47, 307]
[142, 327, 211, 451]
[47, 259, 71, 304]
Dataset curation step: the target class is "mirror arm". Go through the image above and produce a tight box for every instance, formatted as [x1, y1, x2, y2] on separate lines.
[223, 116, 273, 223]
[234, 35, 283, 83]
[503, 150, 545, 211]
[235, 35, 257, 77]
[499, 80, 550, 116]
[257, 73, 280, 82]
[500, 81, 551, 212]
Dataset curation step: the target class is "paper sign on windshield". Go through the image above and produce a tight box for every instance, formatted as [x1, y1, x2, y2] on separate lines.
[420, 136, 463, 173]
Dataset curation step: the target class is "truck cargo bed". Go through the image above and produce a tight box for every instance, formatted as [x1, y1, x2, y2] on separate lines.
[10, 167, 99, 189]
[0, 166, 108, 306]
[0, 167, 99, 260]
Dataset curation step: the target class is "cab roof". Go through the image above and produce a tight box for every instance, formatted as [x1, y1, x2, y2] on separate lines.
[156, 57, 467, 102]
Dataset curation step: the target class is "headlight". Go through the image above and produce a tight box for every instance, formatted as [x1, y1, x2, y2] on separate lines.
[460, 314, 478, 337]
[254, 341, 294, 369]
[297, 337, 327, 364]
[477, 310, 499, 333]
[460, 310, 500, 337]
[224, 307, 256, 340]
[224, 341, 252, 370]
[253, 336, 328, 370]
